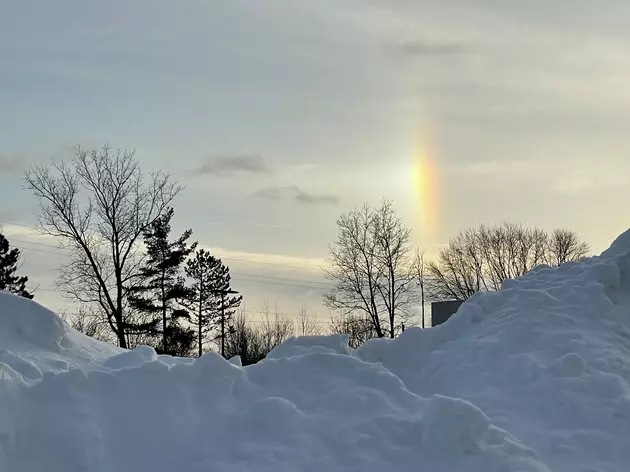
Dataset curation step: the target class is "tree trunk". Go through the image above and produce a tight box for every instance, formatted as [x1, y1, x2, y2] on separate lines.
[115, 310, 128, 349]
[162, 281, 167, 354]
[220, 291, 226, 358]
[421, 281, 425, 329]
[389, 266, 396, 338]
[198, 292, 203, 358]
[368, 282, 383, 338]
[115, 263, 128, 349]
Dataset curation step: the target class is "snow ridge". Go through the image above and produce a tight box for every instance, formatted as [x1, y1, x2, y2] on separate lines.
[1, 229, 630, 471]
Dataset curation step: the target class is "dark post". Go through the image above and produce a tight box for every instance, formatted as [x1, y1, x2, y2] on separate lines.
[220, 290, 225, 357]
[215, 288, 239, 359]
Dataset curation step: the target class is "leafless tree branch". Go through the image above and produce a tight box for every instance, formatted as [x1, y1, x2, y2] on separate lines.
[324, 200, 417, 338]
[24, 145, 182, 348]
[426, 222, 590, 301]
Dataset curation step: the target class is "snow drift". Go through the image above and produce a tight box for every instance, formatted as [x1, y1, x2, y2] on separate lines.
[2, 231, 630, 471]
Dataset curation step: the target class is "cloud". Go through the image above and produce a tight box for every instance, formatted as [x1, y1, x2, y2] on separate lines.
[295, 190, 339, 206]
[447, 159, 630, 197]
[200, 244, 327, 272]
[554, 168, 629, 196]
[393, 39, 470, 57]
[1, 223, 61, 245]
[196, 155, 270, 177]
[454, 160, 539, 176]
[251, 186, 284, 201]
[251, 186, 339, 206]
[0, 154, 26, 174]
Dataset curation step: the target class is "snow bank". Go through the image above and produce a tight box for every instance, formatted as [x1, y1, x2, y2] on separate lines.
[357, 231, 630, 472]
[0, 292, 120, 381]
[2, 230, 630, 471]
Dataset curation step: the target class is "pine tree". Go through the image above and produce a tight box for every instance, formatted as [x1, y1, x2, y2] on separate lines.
[163, 324, 196, 357]
[0, 233, 33, 299]
[184, 249, 242, 357]
[128, 208, 196, 355]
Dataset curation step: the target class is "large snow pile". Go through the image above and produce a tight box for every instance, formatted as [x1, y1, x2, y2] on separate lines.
[2, 232, 630, 471]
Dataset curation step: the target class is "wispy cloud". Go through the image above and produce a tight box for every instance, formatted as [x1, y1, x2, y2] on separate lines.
[295, 191, 339, 206]
[393, 39, 470, 57]
[197, 220, 293, 229]
[447, 158, 630, 196]
[454, 160, 538, 176]
[199, 245, 327, 272]
[250, 186, 339, 206]
[251, 186, 284, 201]
[1, 223, 61, 245]
[0, 154, 27, 174]
[554, 168, 629, 196]
[196, 155, 270, 177]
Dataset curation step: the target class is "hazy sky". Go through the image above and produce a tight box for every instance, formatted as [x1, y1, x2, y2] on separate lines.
[2, 0, 630, 317]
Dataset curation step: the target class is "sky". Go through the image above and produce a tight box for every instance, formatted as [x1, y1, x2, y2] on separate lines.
[1, 0, 630, 319]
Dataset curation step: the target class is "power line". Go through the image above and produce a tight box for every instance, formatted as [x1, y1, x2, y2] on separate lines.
[231, 271, 332, 287]
[0, 220, 36, 229]
[16, 246, 331, 291]
[2, 220, 327, 272]
[17, 246, 67, 257]
[239, 308, 331, 319]
[8, 237, 67, 251]
[4, 220, 335, 294]
[220, 256, 323, 272]
[241, 319, 331, 324]
[230, 277, 328, 291]
[8, 235, 332, 290]
[32, 288, 330, 320]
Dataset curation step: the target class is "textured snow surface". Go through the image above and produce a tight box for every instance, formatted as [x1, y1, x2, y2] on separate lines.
[2, 231, 630, 471]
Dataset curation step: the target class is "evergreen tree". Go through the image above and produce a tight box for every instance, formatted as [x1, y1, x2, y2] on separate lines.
[163, 324, 196, 357]
[0, 233, 33, 299]
[184, 249, 242, 357]
[128, 208, 196, 355]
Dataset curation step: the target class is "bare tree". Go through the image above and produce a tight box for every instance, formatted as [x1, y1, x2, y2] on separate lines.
[24, 145, 181, 348]
[547, 228, 590, 266]
[59, 308, 112, 342]
[477, 222, 548, 290]
[324, 205, 384, 337]
[295, 306, 322, 336]
[329, 314, 378, 349]
[324, 200, 416, 339]
[372, 200, 416, 337]
[124, 310, 164, 349]
[224, 306, 295, 365]
[414, 249, 427, 329]
[258, 301, 295, 353]
[426, 228, 485, 301]
[427, 222, 589, 301]
[223, 312, 255, 365]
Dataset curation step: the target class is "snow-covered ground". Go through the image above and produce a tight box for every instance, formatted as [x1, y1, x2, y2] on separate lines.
[2, 231, 630, 471]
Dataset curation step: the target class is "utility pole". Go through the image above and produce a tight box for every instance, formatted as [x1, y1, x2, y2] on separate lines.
[221, 291, 225, 357]
[213, 288, 239, 358]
